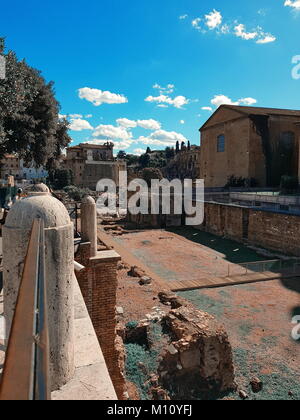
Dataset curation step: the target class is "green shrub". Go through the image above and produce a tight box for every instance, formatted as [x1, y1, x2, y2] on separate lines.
[280, 175, 299, 194]
[63, 185, 90, 201]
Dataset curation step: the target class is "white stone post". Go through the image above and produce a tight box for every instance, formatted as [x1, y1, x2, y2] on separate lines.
[2, 190, 75, 391]
[81, 196, 97, 257]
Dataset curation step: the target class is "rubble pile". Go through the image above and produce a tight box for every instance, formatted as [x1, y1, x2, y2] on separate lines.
[158, 304, 236, 398]
[122, 291, 236, 400]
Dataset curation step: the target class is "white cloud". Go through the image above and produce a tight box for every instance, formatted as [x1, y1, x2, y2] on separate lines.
[210, 94, 257, 108]
[190, 10, 276, 45]
[256, 35, 276, 44]
[240, 97, 258, 106]
[138, 129, 187, 147]
[93, 124, 132, 141]
[59, 113, 93, 120]
[137, 119, 161, 130]
[234, 24, 276, 44]
[117, 118, 137, 128]
[201, 106, 213, 112]
[234, 24, 258, 40]
[69, 118, 93, 131]
[285, 0, 300, 9]
[69, 114, 83, 119]
[153, 83, 175, 94]
[116, 118, 161, 130]
[180, 120, 185, 124]
[205, 10, 222, 29]
[78, 87, 128, 106]
[112, 141, 132, 150]
[179, 14, 188, 20]
[220, 24, 230, 34]
[133, 148, 146, 155]
[145, 94, 189, 109]
[211, 95, 238, 107]
[192, 18, 202, 31]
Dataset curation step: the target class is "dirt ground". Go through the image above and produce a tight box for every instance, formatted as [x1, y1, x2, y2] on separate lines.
[113, 227, 275, 285]
[113, 227, 300, 400]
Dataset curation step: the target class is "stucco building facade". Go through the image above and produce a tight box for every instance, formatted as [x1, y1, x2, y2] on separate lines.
[64, 143, 126, 189]
[200, 105, 300, 188]
[0, 154, 48, 181]
[166, 146, 201, 180]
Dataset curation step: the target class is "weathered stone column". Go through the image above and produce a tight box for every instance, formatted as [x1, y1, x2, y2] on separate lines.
[81, 195, 97, 257]
[3, 191, 75, 391]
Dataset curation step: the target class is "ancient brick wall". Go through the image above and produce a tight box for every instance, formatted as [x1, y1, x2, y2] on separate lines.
[248, 210, 300, 256]
[76, 246, 126, 399]
[199, 202, 300, 256]
[201, 202, 245, 241]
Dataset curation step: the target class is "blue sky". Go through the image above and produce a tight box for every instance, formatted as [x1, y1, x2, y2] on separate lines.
[1, 0, 300, 155]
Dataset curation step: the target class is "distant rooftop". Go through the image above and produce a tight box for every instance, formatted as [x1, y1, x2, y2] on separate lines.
[67, 142, 114, 151]
[225, 105, 300, 117]
[200, 105, 300, 131]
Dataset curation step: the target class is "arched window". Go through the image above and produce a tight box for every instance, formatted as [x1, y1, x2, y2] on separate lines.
[217, 134, 225, 153]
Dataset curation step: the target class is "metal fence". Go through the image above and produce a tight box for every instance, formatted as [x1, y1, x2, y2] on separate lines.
[0, 218, 51, 400]
[227, 258, 300, 278]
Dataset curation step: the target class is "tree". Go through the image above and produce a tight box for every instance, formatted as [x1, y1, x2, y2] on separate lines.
[141, 167, 163, 187]
[181, 141, 186, 151]
[165, 147, 175, 160]
[0, 38, 71, 168]
[48, 169, 73, 190]
[139, 153, 151, 168]
[176, 141, 180, 154]
[187, 141, 191, 151]
[117, 150, 127, 160]
[126, 154, 139, 166]
[146, 147, 152, 154]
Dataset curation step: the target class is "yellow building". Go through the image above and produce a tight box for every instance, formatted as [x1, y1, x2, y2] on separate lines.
[200, 105, 300, 188]
[64, 143, 126, 189]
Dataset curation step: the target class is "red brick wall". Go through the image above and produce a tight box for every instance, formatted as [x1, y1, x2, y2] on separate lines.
[199, 202, 300, 256]
[248, 210, 300, 256]
[201, 202, 244, 241]
[76, 246, 125, 399]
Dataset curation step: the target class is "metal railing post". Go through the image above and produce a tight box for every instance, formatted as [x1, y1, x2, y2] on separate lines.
[0, 219, 51, 400]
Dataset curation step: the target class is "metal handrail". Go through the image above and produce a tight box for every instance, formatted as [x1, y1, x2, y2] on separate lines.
[0, 218, 51, 400]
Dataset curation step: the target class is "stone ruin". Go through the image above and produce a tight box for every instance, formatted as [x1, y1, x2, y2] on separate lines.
[157, 292, 235, 399]
[120, 291, 236, 400]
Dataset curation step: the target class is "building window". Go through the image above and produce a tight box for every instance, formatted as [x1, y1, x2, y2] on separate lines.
[280, 131, 295, 150]
[217, 134, 225, 153]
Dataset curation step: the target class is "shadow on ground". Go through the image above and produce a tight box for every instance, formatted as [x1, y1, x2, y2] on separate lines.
[167, 227, 271, 264]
